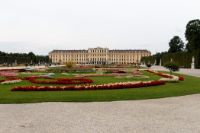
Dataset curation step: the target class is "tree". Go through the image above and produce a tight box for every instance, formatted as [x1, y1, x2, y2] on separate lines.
[0, 51, 50, 65]
[168, 36, 184, 53]
[185, 19, 200, 51]
[28, 52, 35, 58]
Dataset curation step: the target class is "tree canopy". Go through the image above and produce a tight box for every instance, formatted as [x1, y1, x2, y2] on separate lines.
[0, 51, 50, 65]
[185, 19, 200, 51]
[168, 36, 184, 53]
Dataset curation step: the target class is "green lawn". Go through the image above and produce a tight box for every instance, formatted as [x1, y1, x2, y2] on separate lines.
[0, 76, 5, 80]
[0, 71, 200, 103]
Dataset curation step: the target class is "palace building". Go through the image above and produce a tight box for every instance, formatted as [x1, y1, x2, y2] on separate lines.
[49, 47, 151, 65]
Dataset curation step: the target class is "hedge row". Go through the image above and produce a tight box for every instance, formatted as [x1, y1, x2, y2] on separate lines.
[0, 55, 49, 65]
[141, 50, 200, 68]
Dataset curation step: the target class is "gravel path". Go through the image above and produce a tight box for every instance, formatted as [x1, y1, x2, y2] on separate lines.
[1, 94, 200, 133]
[151, 66, 200, 77]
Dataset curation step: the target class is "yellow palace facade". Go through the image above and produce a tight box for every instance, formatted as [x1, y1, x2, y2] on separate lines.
[49, 47, 151, 65]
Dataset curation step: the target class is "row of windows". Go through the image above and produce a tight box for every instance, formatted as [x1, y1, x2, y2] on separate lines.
[53, 53, 146, 56]
[50, 54, 148, 58]
[51, 55, 140, 59]
[53, 58, 137, 62]
[52, 57, 140, 61]
[89, 54, 107, 56]
[89, 49, 107, 53]
[53, 60, 137, 64]
[89, 58, 106, 61]
[53, 58, 87, 61]
[50, 51, 150, 56]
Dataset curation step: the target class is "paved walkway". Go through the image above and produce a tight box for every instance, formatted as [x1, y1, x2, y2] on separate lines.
[151, 66, 200, 77]
[1, 94, 200, 133]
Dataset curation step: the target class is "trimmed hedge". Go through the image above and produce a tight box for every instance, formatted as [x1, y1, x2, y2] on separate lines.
[162, 52, 192, 68]
[141, 50, 200, 68]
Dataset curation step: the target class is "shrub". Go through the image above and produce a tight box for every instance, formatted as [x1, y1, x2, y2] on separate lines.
[146, 63, 152, 68]
[164, 62, 179, 74]
[65, 61, 74, 68]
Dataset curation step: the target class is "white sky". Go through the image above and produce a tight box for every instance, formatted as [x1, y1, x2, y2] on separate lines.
[0, 0, 199, 55]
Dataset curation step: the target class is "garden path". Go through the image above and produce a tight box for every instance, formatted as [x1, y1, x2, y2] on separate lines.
[0, 94, 200, 133]
[151, 65, 200, 77]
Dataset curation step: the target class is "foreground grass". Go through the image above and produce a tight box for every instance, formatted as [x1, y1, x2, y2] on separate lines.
[0, 71, 200, 103]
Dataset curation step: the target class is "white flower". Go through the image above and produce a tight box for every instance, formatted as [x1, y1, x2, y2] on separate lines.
[1, 79, 22, 85]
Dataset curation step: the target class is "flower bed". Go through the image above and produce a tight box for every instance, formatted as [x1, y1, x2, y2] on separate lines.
[146, 70, 184, 81]
[1, 79, 22, 85]
[0, 70, 21, 83]
[178, 76, 184, 81]
[0, 70, 18, 77]
[0, 79, 6, 83]
[0, 77, 21, 83]
[74, 73, 126, 78]
[11, 80, 165, 91]
[105, 69, 126, 74]
[24, 76, 93, 85]
[146, 70, 173, 78]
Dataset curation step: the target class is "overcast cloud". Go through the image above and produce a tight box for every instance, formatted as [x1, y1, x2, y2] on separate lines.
[0, 0, 199, 55]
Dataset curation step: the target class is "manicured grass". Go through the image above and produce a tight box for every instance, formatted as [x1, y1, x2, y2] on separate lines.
[0, 71, 200, 103]
[0, 76, 5, 80]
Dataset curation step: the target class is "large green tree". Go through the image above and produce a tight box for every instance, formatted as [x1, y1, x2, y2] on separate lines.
[168, 36, 184, 53]
[185, 19, 200, 51]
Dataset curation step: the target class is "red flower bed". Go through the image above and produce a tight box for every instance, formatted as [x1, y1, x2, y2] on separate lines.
[146, 70, 184, 81]
[0, 79, 5, 83]
[105, 69, 126, 74]
[11, 80, 165, 91]
[178, 76, 184, 81]
[24, 76, 93, 85]
[146, 70, 172, 78]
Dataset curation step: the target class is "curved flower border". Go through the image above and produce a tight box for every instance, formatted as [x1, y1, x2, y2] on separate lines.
[146, 70, 184, 81]
[1, 79, 22, 85]
[11, 80, 165, 91]
[23, 76, 93, 85]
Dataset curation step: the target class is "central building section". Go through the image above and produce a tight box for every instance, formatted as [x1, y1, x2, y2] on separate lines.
[88, 47, 109, 65]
